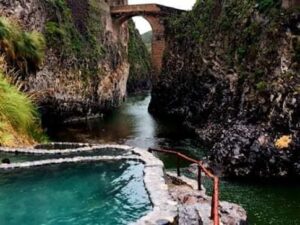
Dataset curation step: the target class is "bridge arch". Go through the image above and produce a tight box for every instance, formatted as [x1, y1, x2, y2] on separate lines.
[111, 4, 183, 74]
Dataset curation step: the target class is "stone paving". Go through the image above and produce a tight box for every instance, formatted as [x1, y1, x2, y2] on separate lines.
[167, 172, 248, 225]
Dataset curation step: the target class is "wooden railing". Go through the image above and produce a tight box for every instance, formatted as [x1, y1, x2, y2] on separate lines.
[148, 147, 220, 225]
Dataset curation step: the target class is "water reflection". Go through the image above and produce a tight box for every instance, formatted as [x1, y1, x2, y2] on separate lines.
[49, 93, 204, 159]
[48, 93, 300, 225]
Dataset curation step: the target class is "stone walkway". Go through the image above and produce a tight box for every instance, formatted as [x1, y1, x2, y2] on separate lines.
[167, 172, 248, 225]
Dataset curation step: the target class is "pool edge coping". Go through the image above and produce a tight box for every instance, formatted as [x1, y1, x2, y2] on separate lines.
[0, 143, 178, 225]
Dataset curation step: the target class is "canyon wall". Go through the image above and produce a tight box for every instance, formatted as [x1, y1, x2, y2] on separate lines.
[127, 20, 152, 93]
[0, 0, 149, 124]
[150, 0, 300, 177]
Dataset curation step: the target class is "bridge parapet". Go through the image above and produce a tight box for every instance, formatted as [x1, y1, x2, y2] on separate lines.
[111, 4, 183, 16]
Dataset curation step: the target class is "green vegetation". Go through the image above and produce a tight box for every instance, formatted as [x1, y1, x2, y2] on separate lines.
[256, 81, 268, 91]
[256, 0, 280, 12]
[0, 16, 46, 146]
[166, 0, 299, 83]
[0, 17, 45, 73]
[44, 0, 104, 70]
[141, 31, 152, 52]
[127, 20, 151, 93]
[0, 72, 47, 146]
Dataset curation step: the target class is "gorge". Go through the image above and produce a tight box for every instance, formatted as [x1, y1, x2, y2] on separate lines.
[150, 0, 300, 178]
[0, 0, 299, 225]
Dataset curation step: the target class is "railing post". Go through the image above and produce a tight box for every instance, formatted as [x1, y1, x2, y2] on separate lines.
[211, 182, 215, 220]
[211, 177, 220, 225]
[197, 164, 202, 191]
[176, 154, 181, 177]
[215, 177, 220, 225]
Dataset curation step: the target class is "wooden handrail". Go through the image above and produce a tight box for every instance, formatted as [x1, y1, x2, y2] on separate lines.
[148, 147, 220, 225]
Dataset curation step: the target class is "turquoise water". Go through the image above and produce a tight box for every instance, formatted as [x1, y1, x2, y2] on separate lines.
[48, 93, 300, 225]
[0, 160, 151, 225]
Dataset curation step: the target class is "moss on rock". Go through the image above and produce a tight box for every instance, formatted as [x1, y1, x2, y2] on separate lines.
[0, 17, 45, 74]
[150, 0, 300, 177]
[44, 0, 104, 71]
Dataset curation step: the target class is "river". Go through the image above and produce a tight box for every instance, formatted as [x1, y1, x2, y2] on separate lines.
[49, 93, 300, 225]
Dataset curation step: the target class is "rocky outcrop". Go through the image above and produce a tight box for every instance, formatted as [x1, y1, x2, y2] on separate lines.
[150, 1, 300, 177]
[0, 0, 149, 124]
[210, 124, 300, 177]
[167, 173, 248, 225]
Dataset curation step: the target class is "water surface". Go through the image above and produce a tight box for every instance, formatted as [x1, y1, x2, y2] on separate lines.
[0, 160, 151, 225]
[49, 93, 300, 225]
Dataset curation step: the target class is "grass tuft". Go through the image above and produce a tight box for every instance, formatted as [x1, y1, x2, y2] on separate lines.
[0, 72, 47, 146]
[0, 17, 45, 73]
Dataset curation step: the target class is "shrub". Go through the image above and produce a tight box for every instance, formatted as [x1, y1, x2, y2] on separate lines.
[256, 81, 268, 91]
[0, 17, 45, 73]
[237, 47, 247, 62]
[44, 0, 104, 65]
[256, 0, 280, 12]
[0, 17, 19, 59]
[45, 22, 65, 45]
[0, 72, 47, 146]
[15, 31, 46, 66]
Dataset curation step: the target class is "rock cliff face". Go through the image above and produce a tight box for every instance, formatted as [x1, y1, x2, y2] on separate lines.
[0, 0, 148, 124]
[127, 20, 152, 93]
[150, 0, 300, 177]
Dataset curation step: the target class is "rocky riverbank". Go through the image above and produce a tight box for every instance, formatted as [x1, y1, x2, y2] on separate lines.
[150, 0, 300, 177]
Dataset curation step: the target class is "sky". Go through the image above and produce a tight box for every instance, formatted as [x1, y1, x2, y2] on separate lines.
[128, 0, 196, 34]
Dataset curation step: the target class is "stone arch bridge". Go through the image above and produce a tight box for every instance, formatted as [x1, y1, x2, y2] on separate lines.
[111, 4, 184, 74]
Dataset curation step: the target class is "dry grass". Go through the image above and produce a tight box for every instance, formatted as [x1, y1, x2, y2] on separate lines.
[0, 117, 36, 147]
[0, 66, 47, 147]
[275, 135, 292, 149]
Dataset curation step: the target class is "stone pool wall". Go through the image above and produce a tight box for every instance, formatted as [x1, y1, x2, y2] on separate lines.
[0, 143, 247, 225]
[0, 143, 178, 225]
